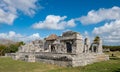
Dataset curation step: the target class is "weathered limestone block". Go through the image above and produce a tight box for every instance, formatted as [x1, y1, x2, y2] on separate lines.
[27, 54, 35, 62]
[97, 39, 103, 54]
[76, 39, 83, 53]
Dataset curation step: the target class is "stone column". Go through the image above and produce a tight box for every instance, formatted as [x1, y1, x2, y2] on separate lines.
[98, 39, 103, 54]
[84, 38, 90, 53]
[49, 45, 51, 52]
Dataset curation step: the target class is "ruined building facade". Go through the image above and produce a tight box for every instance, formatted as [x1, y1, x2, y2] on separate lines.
[6, 31, 109, 67]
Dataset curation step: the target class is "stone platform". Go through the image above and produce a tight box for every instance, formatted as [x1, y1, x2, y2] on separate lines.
[6, 52, 109, 67]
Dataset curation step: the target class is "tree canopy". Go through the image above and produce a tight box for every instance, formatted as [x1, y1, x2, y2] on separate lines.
[0, 41, 25, 56]
[93, 36, 100, 44]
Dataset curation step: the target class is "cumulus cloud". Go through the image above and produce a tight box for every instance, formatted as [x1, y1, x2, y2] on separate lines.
[0, 8, 17, 25]
[0, 31, 41, 42]
[32, 15, 76, 30]
[92, 20, 120, 45]
[77, 6, 120, 25]
[0, 0, 39, 24]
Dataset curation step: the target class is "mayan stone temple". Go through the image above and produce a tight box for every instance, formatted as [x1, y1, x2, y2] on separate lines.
[6, 31, 109, 67]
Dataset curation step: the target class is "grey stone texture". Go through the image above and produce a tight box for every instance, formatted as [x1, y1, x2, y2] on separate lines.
[5, 31, 109, 67]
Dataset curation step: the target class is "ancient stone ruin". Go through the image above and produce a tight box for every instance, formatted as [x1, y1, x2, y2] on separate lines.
[6, 31, 109, 67]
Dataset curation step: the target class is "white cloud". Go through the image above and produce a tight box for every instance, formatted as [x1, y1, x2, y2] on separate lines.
[0, 31, 41, 42]
[77, 6, 120, 25]
[32, 15, 76, 30]
[67, 19, 76, 27]
[3, 0, 38, 15]
[27, 33, 40, 40]
[0, 0, 39, 24]
[92, 20, 120, 45]
[0, 8, 17, 25]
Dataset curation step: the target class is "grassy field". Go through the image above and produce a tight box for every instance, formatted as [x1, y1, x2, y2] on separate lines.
[0, 52, 120, 72]
[0, 57, 61, 72]
[49, 60, 120, 72]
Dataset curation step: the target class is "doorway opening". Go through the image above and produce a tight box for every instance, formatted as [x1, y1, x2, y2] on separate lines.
[51, 45, 55, 52]
[66, 42, 72, 53]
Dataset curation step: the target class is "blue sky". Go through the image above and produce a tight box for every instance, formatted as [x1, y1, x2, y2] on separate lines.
[0, 0, 120, 45]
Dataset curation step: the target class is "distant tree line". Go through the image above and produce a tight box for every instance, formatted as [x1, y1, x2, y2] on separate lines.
[0, 42, 25, 56]
[103, 45, 120, 51]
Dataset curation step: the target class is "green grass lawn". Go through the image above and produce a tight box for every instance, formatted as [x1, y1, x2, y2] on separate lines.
[49, 60, 120, 72]
[0, 51, 120, 72]
[0, 57, 60, 72]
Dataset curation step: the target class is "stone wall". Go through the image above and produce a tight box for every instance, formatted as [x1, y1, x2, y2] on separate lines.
[8, 52, 109, 67]
[76, 39, 83, 53]
[72, 53, 109, 67]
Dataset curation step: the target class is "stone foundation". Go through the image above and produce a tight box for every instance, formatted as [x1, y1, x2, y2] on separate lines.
[6, 52, 109, 67]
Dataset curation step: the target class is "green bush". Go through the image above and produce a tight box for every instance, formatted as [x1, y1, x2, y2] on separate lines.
[0, 41, 25, 56]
